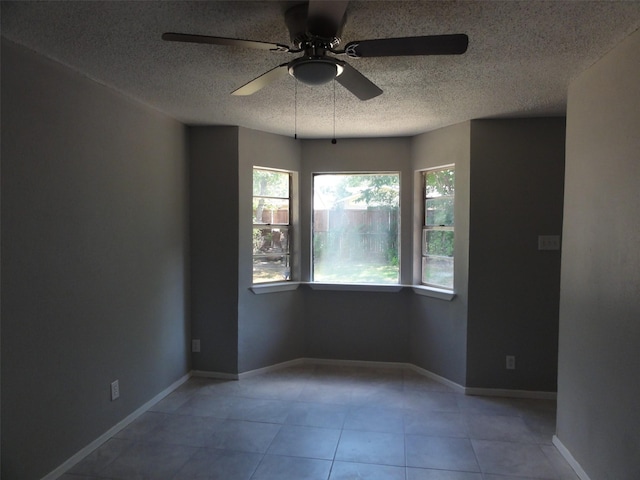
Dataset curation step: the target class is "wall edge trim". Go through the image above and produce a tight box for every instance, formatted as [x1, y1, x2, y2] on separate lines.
[237, 358, 307, 379]
[465, 387, 557, 400]
[552, 435, 592, 480]
[306, 357, 409, 370]
[40, 373, 191, 480]
[405, 362, 466, 393]
[192, 369, 240, 380]
[236, 358, 555, 399]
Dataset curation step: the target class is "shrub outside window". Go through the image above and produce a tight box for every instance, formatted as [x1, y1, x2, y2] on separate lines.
[422, 167, 455, 289]
[253, 168, 292, 283]
[313, 173, 400, 284]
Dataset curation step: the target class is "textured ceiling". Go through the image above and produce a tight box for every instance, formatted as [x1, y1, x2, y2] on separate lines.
[2, 1, 640, 138]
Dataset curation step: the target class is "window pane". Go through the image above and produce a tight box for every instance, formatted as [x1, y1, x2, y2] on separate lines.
[423, 229, 454, 256]
[253, 197, 289, 224]
[425, 168, 455, 197]
[422, 229, 454, 288]
[253, 255, 291, 283]
[253, 227, 290, 283]
[313, 173, 399, 284]
[422, 256, 454, 289]
[253, 227, 289, 255]
[425, 196, 454, 226]
[253, 169, 289, 197]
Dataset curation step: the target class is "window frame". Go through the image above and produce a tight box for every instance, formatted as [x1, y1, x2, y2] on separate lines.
[421, 165, 455, 291]
[311, 171, 401, 285]
[252, 166, 293, 285]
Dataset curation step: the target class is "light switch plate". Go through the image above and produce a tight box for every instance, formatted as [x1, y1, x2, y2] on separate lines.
[538, 235, 561, 251]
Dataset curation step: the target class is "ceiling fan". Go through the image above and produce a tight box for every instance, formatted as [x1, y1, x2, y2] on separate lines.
[162, 0, 468, 101]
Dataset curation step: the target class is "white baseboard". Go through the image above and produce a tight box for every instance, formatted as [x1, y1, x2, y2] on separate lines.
[465, 387, 557, 400]
[553, 435, 592, 480]
[306, 357, 409, 371]
[193, 358, 408, 381]
[405, 363, 466, 394]
[191, 369, 239, 380]
[41, 373, 190, 480]
[193, 358, 557, 400]
[301, 359, 554, 399]
[238, 358, 307, 379]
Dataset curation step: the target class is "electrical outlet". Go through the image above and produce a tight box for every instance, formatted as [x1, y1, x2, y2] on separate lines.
[110, 380, 120, 401]
[506, 355, 516, 370]
[538, 235, 561, 251]
[192, 339, 200, 353]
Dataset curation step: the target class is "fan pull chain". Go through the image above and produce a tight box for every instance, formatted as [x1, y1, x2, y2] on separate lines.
[294, 78, 298, 140]
[331, 79, 337, 144]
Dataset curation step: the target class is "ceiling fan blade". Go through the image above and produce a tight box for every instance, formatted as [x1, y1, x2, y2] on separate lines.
[162, 33, 290, 52]
[343, 34, 469, 57]
[231, 63, 290, 96]
[336, 62, 382, 101]
[306, 0, 349, 38]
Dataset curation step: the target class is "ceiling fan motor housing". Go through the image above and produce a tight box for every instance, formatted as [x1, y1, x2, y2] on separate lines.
[285, 3, 344, 49]
[283, 3, 347, 86]
[288, 56, 344, 86]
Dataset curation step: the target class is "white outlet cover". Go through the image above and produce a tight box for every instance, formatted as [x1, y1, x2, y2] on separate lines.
[110, 380, 120, 401]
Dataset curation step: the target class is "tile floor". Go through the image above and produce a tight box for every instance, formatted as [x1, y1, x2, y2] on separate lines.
[58, 363, 579, 480]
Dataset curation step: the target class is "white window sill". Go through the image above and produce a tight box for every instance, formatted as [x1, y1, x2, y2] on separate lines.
[250, 282, 301, 294]
[250, 282, 454, 299]
[307, 283, 404, 293]
[412, 285, 456, 301]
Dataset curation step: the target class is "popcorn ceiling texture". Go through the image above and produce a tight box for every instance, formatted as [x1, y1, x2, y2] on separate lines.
[2, 0, 639, 138]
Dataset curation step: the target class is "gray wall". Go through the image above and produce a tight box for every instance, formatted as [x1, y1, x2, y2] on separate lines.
[0, 34, 576, 480]
[1, 40, 189, 480]
[189, 134, 416, 370]
[467, 118, 565, 391]
[410, 122, 471, 385]
[188, 127, 306, 374]
[188, 123, 565, 384]
[300, 138, 412, 362]
[557, 29, 640, 479]
[237, 128, 305, 372]
[188, 126, 240, 374]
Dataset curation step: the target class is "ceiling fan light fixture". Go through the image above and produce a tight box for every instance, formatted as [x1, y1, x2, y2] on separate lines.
[288, 57, 344, 86]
